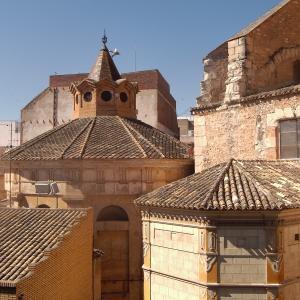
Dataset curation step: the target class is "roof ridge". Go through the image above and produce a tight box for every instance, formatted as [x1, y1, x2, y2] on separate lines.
[233, 160, 277, 206]
[228, 0, 290, 41]
[3, 120, 74, 160]
[80, 117, 97, 158]
[199, 159, 233, 209]
[122, 118, 166, 158]
[118, 117, 147, 158]
[60, 119, 94, 159]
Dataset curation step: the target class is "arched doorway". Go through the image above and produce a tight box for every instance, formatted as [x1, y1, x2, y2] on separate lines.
[96, 206, 129, 300]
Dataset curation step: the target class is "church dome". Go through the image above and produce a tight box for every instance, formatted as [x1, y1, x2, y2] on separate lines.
[3, 116, 192, 160]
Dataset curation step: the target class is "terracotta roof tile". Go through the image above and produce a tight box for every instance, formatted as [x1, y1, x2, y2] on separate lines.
[88, 47, 121, 82]
[135, 159, 300, 211]
[0, 208, 89, 285]
[1, 116, 192, 161]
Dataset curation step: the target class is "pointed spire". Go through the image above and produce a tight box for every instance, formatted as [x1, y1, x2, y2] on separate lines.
[88, 32, 121, 82]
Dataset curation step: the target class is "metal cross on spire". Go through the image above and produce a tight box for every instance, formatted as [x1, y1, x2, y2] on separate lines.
[102, 30, 108, 48]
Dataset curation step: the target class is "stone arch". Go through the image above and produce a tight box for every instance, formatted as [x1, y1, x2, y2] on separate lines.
[96, 205, 130, 297]
[37, 204, 50, 208]
[258, 46, 300, 77]
[97, 205, 129, 221]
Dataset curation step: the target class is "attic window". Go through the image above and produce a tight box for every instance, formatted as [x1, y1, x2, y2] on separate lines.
[120, 92, 128, 102]
[101, 91, 112, 102]
[279, 119, 300, 158]
[84, 92, 92, 102]
[293, 60, 300, 84]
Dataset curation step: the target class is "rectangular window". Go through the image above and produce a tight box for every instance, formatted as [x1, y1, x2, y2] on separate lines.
[280, 119, 300, 158]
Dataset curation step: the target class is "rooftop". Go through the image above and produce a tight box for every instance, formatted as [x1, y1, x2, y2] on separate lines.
[1, 116, 192, 160]
[0, 208, 89, 286]
[135, 159, 300, 211]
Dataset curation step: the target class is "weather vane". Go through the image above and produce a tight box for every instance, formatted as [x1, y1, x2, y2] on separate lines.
[102, 29, 108, 47]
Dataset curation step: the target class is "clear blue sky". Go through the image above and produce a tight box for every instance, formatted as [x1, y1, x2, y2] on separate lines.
[0, 0, 279, 120]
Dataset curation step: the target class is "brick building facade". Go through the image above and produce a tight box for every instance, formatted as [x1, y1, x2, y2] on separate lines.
[192, 0, 300, 172]
[0, 208, 94, 300]
[21, 69, 179, 143]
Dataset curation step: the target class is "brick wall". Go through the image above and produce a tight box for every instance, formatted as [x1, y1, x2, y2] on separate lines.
[16, 209, 93, 300]
[194, 93, 300, 172]
[50, 73, 88, 87]
[22, 69, 180, 141]
[0, 287, 16, 300]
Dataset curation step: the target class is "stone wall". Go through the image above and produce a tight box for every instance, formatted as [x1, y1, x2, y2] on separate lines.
[198, 0, 300, 105]
[200, 43, 228, 104]
[194, 92, 300, 172]
[141, 211, 279, 300]
[2, 159, 193, 300]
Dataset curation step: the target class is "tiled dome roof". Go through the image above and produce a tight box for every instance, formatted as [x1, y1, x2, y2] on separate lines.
[135, 159, 300, 211]
[2, 116, 192, 160]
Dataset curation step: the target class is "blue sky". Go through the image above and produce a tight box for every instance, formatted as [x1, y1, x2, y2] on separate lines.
[0, 0, 279, 120]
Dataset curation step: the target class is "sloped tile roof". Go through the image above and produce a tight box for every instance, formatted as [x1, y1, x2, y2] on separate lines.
[88, 46, 121, 82]
[135, 159, 300, 211]
[0, 208, 88, 285]
[1, 116, 192, 161]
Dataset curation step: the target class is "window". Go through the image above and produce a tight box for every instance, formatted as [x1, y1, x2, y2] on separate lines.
[83, 92, 92, 102]
[120, 92, 128, 102]
[101, 91, 112, 102]
[279, 119, 300, 158]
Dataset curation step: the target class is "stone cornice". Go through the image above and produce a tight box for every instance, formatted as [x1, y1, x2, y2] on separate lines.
[192, 84, 300, 115]
[142, 266, 282, 288]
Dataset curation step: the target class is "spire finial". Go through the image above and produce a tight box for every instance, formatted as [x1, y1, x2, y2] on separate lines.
[102, 29, 108, 48]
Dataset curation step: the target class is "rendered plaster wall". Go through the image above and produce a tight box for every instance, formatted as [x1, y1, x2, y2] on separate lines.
[21, 87, 72, 143]
[194, 94, 300, 172]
